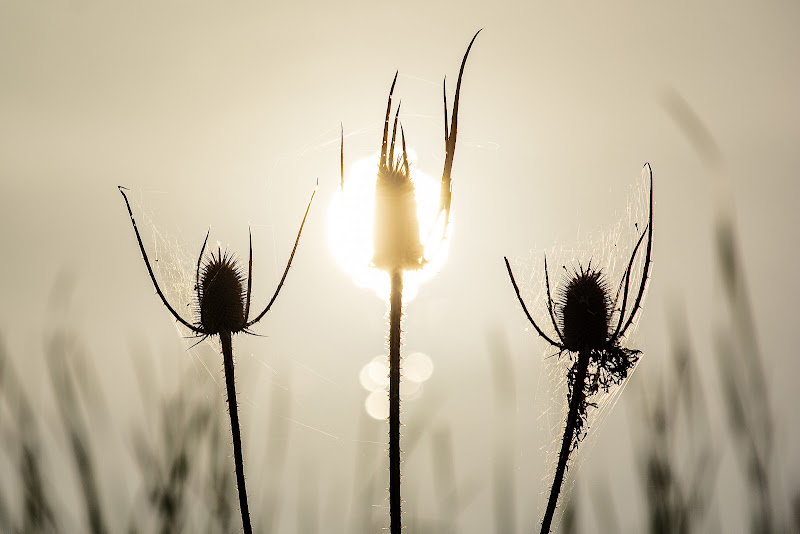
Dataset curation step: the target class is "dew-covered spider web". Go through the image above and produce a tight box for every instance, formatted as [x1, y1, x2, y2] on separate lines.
[508, 165, 652, 531]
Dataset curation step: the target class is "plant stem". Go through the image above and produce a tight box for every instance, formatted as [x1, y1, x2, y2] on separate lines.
[541, 348, 590, 534]
[389, 269, 403, 534]
[220, 330, 252, 534]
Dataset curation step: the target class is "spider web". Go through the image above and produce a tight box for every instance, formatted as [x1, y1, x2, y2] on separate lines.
[510, 164, 652, 530]
[121, 174, 349, 437]
[123, 188, 230, 395]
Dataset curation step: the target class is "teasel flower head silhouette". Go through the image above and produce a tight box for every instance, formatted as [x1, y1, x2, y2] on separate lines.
[119, 185, 315, 534]
[505, 163, 654, 533]
[336, 30, 481, 534]
[371, 79, 425, 273]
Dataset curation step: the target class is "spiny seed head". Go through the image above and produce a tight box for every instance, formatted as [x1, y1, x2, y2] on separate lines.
[198, 249, 246, 335]
[559, 266, 611, 352]
[372, 165, 424, 272]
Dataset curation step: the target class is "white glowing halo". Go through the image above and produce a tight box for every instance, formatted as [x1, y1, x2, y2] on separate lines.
[328, 153, 451, 303]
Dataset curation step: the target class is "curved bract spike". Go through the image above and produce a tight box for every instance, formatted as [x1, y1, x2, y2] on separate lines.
[544, 254, 565, 345]
[340, 123, 344, 191]
[244, 228, 253, 322]
[118, 186, 201, 334]
[186, 334, 211, 351]
[389, 101, 401, 169]
[611, 221, 648, 341]
[617, 163, 654, 339]
[504, 257, 564, 349]
[440, 29, 482, 233]
[443, 76, 449, 142]
[400, 124, 409, 177]
[246, 186, 316, 328]
[196, 230, 210, 292]
[381, 72, 399, 170]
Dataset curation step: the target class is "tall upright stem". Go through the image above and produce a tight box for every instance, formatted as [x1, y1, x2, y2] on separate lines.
[388, 269, 403, 534]
[220, 330, 253, 534]
[541, 348, 590, 534]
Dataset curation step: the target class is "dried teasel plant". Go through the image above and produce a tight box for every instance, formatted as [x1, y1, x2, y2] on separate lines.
[504, 163, 653, 533]
[339, 30, 480, 533]
[119, 186, 314, 534]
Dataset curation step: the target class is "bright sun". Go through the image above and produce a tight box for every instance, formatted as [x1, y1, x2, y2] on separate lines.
[328, 153, 451, 302]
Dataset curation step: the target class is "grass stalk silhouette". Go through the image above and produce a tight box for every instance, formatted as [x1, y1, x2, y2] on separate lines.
[45, 331, 109, 534]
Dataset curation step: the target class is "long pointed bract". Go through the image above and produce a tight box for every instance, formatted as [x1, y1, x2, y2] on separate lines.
[244, 229, 253, 322]
[196, 230, 210, 294]
[389, 102, 401, 170]
[247, 187, 316, 327]
[380, 72, 399, 170]
[439, 29, 482, 231]
[504, 257, 564, 349]
[118, 187, 201, 334]
[617, 163, 654, 338]
[611, 222, 648, 341]
[340, 123, 345, 190]
[544, 255, 565, 345]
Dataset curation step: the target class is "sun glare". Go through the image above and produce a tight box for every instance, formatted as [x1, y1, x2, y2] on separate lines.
[328, 153, 451, 302]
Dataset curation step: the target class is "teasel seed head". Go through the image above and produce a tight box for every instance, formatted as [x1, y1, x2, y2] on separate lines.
[559, 265, 611, 352]
[372, 164, 425, 272]
[199, 248, 247, 335]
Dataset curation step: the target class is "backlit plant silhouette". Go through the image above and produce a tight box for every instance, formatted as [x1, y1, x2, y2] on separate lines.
[119, 186, 314, 534]
[338, 30, 480, 533]
[504, 163, 653, 533]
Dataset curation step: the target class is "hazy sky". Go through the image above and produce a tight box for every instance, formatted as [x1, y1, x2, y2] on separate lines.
[1, 1, 798, 532]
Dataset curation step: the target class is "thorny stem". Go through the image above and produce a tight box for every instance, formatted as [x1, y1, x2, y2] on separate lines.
[541, 348, 590, 534]
[389, 269, 403, 534]
[220, 330, 252, 534]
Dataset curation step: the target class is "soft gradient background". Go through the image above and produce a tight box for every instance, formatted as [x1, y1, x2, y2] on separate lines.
[1, 1, 798, 532]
